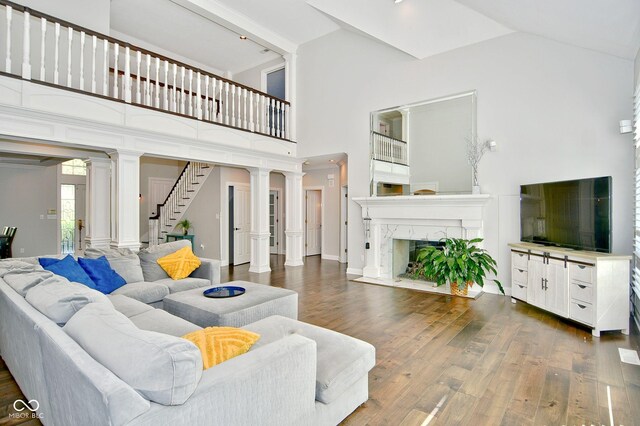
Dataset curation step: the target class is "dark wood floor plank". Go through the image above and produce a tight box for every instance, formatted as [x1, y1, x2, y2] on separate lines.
[1, 256, 639, 426]
[534, 366, 571, 426]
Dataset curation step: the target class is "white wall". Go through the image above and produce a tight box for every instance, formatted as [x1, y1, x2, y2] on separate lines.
[0, 164, 58, 256]
[303, 167, 341, 260]
[18, 0, 110, 34]
[296, 30, 634, 292]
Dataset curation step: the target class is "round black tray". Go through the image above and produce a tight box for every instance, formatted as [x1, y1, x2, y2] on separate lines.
[203, 286, 246, 298]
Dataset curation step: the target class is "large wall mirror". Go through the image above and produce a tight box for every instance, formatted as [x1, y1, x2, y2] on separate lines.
[370, 91, 476, 196]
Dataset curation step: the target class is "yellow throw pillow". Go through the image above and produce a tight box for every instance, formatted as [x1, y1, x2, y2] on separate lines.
[157, 246, 201, 280]
[182, 327, 260, 369]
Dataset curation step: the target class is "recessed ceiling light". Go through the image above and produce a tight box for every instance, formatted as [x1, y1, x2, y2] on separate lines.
[394, 0, 403, 3]
[329, 159, 335, 163]
[239, 35, 247, 40]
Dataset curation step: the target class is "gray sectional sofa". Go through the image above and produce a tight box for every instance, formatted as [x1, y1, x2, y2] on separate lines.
[0, 242, 375, 426]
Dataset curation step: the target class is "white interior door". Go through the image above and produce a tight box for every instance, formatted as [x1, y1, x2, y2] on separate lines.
[233, 186, 251, 265]
[75, 184, 86, 253]
[305, 190, 322, 256]
[269, 191, 279, 254]
[148, 177, 175, 218]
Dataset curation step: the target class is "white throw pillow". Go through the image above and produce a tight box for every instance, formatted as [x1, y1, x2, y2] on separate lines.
[63, 303, 203, 405]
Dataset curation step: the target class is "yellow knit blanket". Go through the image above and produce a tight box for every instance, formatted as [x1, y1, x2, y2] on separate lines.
[182, 327, 260, 370]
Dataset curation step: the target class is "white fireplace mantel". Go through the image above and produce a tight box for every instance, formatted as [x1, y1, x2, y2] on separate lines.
[353, 194, 491, 285]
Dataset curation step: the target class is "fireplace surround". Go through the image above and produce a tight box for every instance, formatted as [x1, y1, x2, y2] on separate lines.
[352, 194, 490, 297]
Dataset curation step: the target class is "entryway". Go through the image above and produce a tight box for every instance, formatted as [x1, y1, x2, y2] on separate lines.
[229, 184, 251, 265]
[60, 183, 85, 254]
[305, 189, 322, 256]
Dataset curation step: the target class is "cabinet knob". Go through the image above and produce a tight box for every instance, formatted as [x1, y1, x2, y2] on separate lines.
[577, 304, 586, 309]
[578, 265, 586, 270]
[578, 284, 586, 289]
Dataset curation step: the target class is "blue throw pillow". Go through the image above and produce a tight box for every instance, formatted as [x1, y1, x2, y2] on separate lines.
[39, 255, 97, 289]
[77, 256, 126, 294]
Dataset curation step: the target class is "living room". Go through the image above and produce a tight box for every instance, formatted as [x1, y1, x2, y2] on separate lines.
[1, 0, 640, 425]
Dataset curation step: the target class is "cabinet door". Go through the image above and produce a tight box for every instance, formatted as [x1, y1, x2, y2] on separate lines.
[545, 259, 569, 317]
[526, 257, 546, 309]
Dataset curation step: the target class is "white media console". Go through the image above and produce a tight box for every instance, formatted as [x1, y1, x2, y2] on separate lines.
[509, 242, 630, 337]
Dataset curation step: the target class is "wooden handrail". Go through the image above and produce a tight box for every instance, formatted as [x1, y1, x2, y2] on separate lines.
[371, 131, 407, 144]
[150, 161, 190, 220]
[0, 0, 290, 105]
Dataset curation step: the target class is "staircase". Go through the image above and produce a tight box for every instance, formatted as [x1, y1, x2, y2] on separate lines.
[148, 162, 213, 246]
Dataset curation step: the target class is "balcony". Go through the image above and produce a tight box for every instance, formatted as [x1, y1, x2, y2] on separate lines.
[0, 0, 291, 144]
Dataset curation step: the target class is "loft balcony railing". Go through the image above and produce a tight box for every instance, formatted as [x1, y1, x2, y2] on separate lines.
[0, 0, 291, 140]
[371, 131, 408, 165]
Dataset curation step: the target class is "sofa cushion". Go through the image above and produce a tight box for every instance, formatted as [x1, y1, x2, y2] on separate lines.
[108, 294, 154, 318]
[110, 282, 170, 304]
[39, 255, 97, 289]
[64, 303, 203, 406]
[154, 277, 210, 294]
[157, 246, 201, 280]
[138, 240, 192, 282]
[0, 262, 53, 297]
[77, 256, 127, 294]
[25, 276, 112, 325]
[129, 309, 202, 337]
[243, 315, 376, 405]
[84, 247, 144, 284]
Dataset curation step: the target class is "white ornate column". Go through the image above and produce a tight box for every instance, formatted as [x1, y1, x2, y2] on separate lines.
[109, 150, 142, 251]
[84, 157, 111, 249]
[283, 171, 304, 267]
[249, 167, 271, 273]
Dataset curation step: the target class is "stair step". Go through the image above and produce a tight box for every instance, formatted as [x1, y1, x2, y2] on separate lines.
[196, 174, 205, 177]
[182, 197, 190, 200]
[201, 165, 210, 169]
[169, 218, 176, 220]
[178, 204, 185, 207]
[187, 190, 195, 193]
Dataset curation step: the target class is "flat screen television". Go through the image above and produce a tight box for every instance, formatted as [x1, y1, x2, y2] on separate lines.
[520, 176, 611, 253]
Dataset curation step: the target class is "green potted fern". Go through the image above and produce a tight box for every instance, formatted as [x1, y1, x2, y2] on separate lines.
[415, 238, 504, 296]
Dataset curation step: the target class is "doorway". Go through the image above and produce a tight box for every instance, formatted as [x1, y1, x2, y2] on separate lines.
[305, 189, 322, 257]
[269, 190, 280, 254]
[60, 183, 86, 255]
[229, 184, 251, 265]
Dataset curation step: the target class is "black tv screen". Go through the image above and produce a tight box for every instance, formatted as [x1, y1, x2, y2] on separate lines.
[520, 176, 611, 253]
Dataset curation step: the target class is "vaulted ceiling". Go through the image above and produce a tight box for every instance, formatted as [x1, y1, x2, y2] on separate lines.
[109, 0, 640, 75]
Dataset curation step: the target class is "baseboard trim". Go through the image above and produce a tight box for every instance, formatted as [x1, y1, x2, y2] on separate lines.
[321, 254, 340, 261]
[346, 267, 363, 276]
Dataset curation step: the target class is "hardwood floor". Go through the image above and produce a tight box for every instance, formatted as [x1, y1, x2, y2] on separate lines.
[1, 256, 639, 425]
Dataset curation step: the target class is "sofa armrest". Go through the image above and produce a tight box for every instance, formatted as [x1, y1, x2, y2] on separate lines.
[190, 257, 220, 284]
[130, 334, 317, 426]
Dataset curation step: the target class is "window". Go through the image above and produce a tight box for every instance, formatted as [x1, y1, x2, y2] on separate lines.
[60, 184, 76, 254]
[61, 159, 86, 176]
[633, 80, 640, 326]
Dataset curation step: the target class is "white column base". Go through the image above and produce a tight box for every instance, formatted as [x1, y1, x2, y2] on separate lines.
[110, 240, 142, 252]
[85, 237, 111, 249]
[284, 230, 304, 266]
[249, 232, 271, 273]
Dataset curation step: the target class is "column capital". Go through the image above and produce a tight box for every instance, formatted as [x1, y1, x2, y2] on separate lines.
[247, 166, 272, 175]
[282, 171, 304, 178]
[83, 157, 111, 165]
[107, 149, 144, 159]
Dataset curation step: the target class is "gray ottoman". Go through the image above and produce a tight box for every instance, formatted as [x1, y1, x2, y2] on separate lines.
[162, 280, 298, 327]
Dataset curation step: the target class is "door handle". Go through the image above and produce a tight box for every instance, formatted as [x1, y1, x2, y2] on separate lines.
[541, 278, 544, 289]
[234, 227, 241, 231]
[544, 278, 548, 290]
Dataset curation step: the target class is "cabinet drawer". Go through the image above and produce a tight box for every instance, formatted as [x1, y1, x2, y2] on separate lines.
[570, 282, 594, 304]
[512, 251, 528, 270]
[512, 267, 528, 285]
[512, 282, 527, 300]
[569, 300, 594, 326]
[569, 263, 594, 284]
